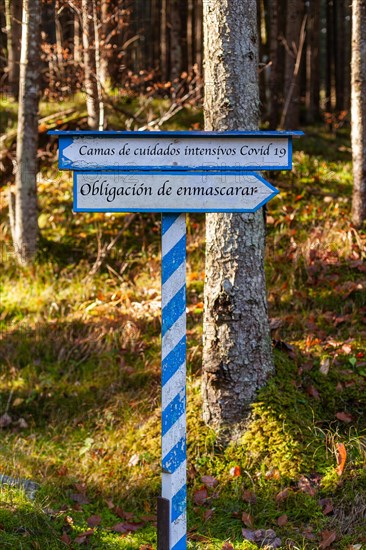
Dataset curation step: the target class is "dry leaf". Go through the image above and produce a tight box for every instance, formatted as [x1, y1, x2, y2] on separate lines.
[230, 465, 241, 477]
[128, 453, 140, 467]
[87, 515, 101, 527]
[70, 493, 90, 505]
[336, 411, 352, 423]
[201, 475, 218, 488]
[193, 487, 208, 505]
[319, 529, 337, 549]
[60, 533, 72, 545]
[265, 468, 280, 480]
[319, 498, 334, 515]
[306, 385, 320, 399]
[336, 443, 347, 476]
[242, 490, 257, 504]
[275, 488, 290, 502]
[203, 509, 214, 521]
[242, 511, 254, 529]
[74, 530, 94, 544]
[277, 514, 288, 527]
[320, 358, 330, 375]
[221, 543, 234, 550]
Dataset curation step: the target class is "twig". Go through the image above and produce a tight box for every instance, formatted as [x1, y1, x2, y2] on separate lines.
[280, 15, 308, 129]
[88, 213, 136, 277]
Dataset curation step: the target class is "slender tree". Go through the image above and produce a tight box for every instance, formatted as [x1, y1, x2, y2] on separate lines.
[202, 0, 274, 439]
[351, 0, 366, 226]
[81, 0, 101, 129]
[9, 0, 41, 264]
[5, 0, 22, 98]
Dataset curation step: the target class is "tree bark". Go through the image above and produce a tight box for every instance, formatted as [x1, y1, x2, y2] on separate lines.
[351, 0, 366, 227]
[5, 0, 22, 98]
[10, 0, 41, 263]
[306, 0, 320, 123]
[81, 0, 100, 129]
[269, 0, 286, 128]
[334, 0, 345, 112]
[170, 0, 183, 81]
[202, 0, 274, 440]
[283, 0, 304, 128]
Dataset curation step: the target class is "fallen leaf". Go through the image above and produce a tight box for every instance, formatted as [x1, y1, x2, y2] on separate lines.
[115, 507, 134, 520]
[265, 468, 280, 480]
[87, 515, 101, 527]
[320, 358, 330, 375]
[298, 476, 317, 496]
[70, 493, 90, 505]
[193, 487, 208, 505]
[230, 465, 241, 477]
[319, 529, 337, 549]
[221, 543, 234, 550]
[306, 385, 320, 399]
[128, 453, 140, 467]
[242, 512, 254, 529]
[319, 498, 334, 515]
[242, 490, 257, 504]
[336, 443, 347, 476]
[105, 499, 115, 509]
[74, 530, 94, 544]
[203, 509, 214, 521]
[112, 522, 143, 533]
[277, 514, 288, 527]
[336, 411, 352, 423]
[0, 413, 12, 428]
[60, 533, 71, 545]
[275, 488, 290, 502]
[242, 528, 256, 542]
[201, 475, 218, 488]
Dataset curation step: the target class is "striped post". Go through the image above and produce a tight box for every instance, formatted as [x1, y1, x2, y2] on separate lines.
[159, 213, 187, 550]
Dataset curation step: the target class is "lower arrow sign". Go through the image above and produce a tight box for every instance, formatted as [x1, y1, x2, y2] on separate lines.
[73, 171, 279, 213]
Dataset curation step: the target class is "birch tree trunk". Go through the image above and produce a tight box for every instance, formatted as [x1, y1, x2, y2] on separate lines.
[10, 0, 40, 264]
[351, 0, 366, 227]
[202, 0, 274, 439]
[81, 0, 100, 129]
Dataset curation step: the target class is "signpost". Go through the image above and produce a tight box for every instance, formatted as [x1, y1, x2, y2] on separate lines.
[50, 129, 302, 550]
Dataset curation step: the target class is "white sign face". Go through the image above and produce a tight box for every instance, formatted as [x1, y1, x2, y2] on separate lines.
[60, 136, 291, 171]
[74, 171, 279, 213]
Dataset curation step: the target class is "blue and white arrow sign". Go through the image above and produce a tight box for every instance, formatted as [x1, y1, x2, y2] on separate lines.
[49, 130, 303, 171]
[73, 171, 278, 213]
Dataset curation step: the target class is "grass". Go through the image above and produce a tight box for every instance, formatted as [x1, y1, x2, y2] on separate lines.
[1, 105, 366, 548]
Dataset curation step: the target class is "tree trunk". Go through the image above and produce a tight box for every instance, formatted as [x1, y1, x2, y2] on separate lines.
[325, 0, 334, 113]
[10, 0, 40, 264]
[99, 0, 110, 87]
[334, 0, 345, 112]
[269, 0, 286, 128]
[202, 0, 274, 440]
[170, 0, 182, 81]
[283, 0, 304, 128]
[74, 9, 82, 64]
[306, 0, 320, 123]
[351, 0, 366, 227]
[161, 0, 168, 80]
[5, 0, 22, 98]
[81, 0, 100, 129]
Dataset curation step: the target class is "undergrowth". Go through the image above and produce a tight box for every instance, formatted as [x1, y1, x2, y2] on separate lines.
[0, 109, 365, 549]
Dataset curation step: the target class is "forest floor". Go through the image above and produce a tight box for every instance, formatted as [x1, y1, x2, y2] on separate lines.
[0, 96, 366, 549]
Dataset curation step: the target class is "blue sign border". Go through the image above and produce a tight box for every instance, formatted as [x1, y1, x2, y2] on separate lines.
[73, 170, 279, 214]
[49, 130, 303, 172]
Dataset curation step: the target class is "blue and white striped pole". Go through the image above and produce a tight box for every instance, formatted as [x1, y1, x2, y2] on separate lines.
[158, 213, 187, 550]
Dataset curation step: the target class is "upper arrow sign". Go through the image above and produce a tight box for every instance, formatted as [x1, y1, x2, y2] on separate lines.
[50, 130, 303, 171]
[73, 170, 279, 213]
